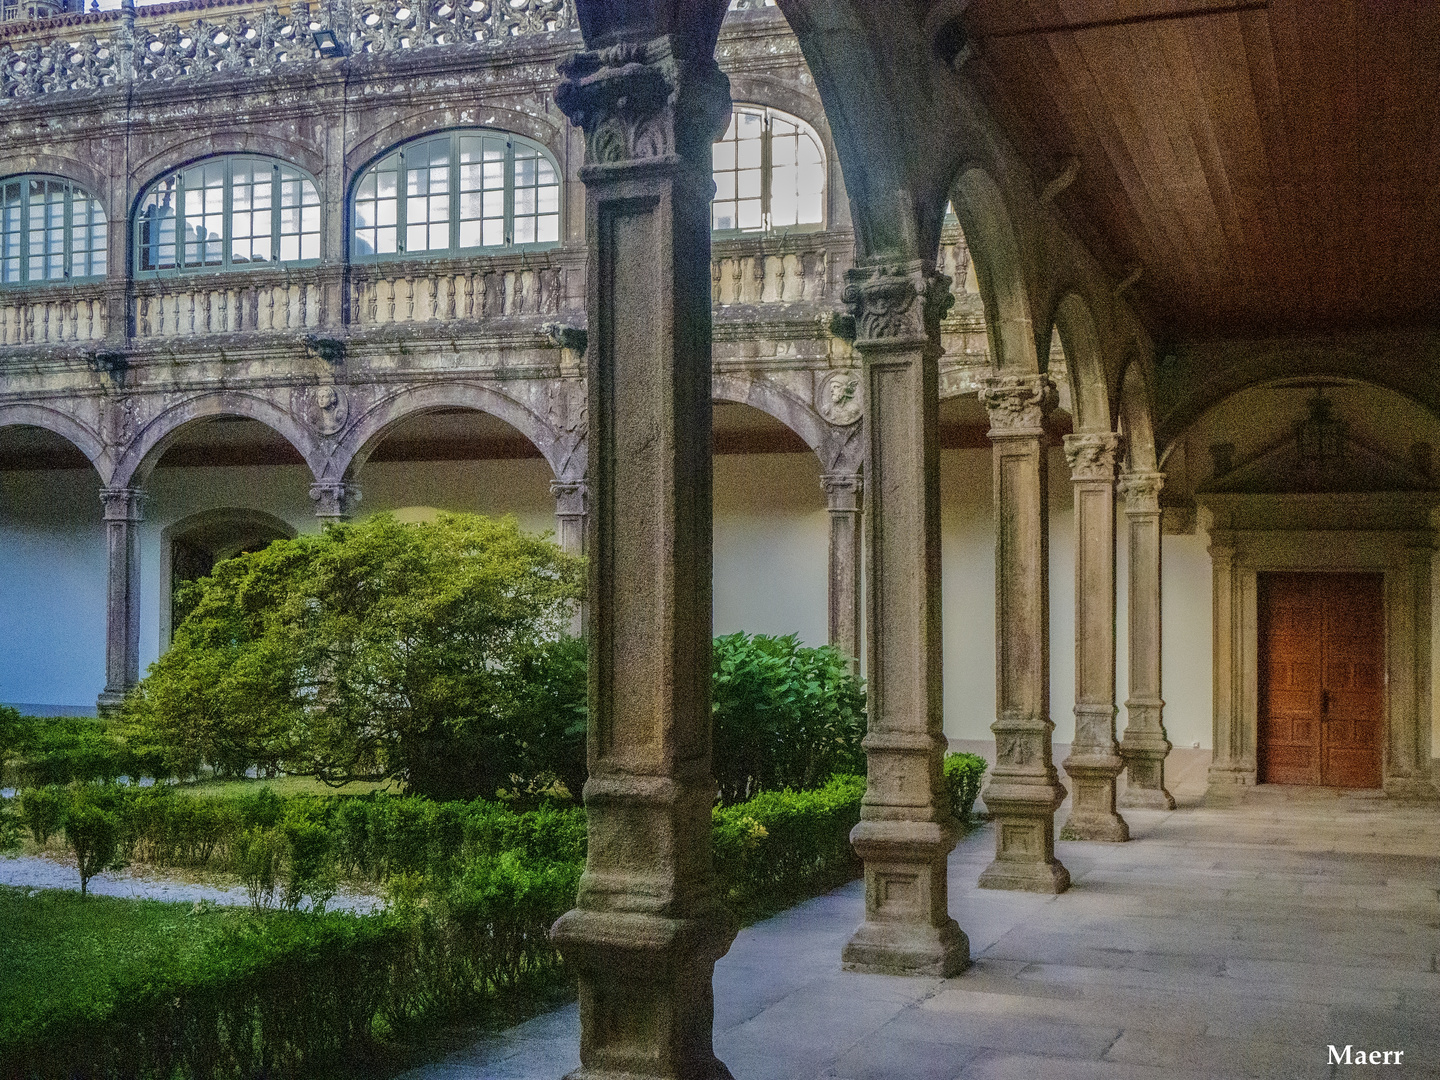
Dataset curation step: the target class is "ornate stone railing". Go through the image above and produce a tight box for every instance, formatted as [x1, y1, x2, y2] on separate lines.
[132, 269, 325, 338]
[0, 0, 576, 100]
[712, 232, 851, 307]
[0, 283, 107, 344]
[347, 253, 570, 327]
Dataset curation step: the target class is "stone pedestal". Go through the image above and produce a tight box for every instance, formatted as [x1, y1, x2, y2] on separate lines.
[1118, 470, 1175, 809]
[978, 375, 1070, 892]
[97, 486, 144, 713]
[549, 25, 738, 1080]
[840, 264, 967, 977]
[309, 479, 361, 523]
[1060, 433, 1129, 841]
[821, 471, 862, 667]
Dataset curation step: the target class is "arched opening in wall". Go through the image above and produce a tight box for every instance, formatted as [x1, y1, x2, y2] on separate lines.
[354, 407, 560, 540]
[711, 400, 828, 649]
[0, 424, 106, 712]
[159, 508, 297, 649]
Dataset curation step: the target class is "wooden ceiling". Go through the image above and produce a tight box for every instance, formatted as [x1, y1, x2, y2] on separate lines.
[962, 0, 1440, 341]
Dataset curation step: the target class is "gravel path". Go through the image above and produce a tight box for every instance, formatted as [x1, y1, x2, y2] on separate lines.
[0, 852, 385, 913]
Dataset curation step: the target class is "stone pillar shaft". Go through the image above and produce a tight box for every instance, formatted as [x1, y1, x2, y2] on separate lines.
[549, 33, 737, 1080]
[821, 471, 862, 667]
[1118, 470, 1175, 809]
[1205, 530, 1254, 801]
[1060, 433, 1128, 841]
[1383, 541, 1439, 798]
[552, 478, 588, 635]
[978, 375, 1070, 892]
[98, 486, 144, 712]
[840, 264, 967, 978]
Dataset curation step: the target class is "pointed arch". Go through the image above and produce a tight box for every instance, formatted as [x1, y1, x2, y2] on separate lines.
[112, 392, 329, 489]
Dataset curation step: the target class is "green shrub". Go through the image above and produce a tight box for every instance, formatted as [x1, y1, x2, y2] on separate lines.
[17, 786, 66, 846]
[232, 827, 283, 913]
[943, 751, 988, 822]
[281, 813, 338, 912]
[2, 715, 171, 788]
[712, 773, 865, 924]
[711, 633, 867, 804]
[0, 804, 20, 852]
[63, 798, 123, 898]
[122, 512, 584, 801]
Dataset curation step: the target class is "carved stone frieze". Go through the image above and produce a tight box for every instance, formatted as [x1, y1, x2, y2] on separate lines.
[980, 374, 1056, 437]
[841, 264, 953, 345]
[1063, 432, 1122, 482]
[100, 395, 140, 450]
[555, 38, 732, 168]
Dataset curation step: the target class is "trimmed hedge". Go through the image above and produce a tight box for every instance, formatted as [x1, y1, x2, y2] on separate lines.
[1, 715, 170, 788]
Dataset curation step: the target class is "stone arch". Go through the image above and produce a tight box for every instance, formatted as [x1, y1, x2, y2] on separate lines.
[112, 392, 329, 489]
[158, 507, 297, 647]
[1050, 292, 1111, 434]
[711, 371, 861, 473]
[346, 110, 570, 188]
[334, 382, 573, 484]
[1119, 357, 1159, 472]
[128, 135, 326, 203]
[0, 155, 113, 223]
[0, 402, 111, 482]
[950, 166, 1038, 374]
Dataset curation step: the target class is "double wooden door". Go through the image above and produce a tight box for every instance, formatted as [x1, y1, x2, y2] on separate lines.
[1258, 572, 1383, 788]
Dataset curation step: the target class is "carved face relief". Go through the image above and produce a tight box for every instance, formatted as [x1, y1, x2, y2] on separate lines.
[818, 370, 862, 426]
[308, 383, 348, 436]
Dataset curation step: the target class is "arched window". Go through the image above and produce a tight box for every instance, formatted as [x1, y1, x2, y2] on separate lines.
[352, 130, 561, 259]
[135, 157, 321, 274]
[0, 176, 106, 286]
[712, 105, 825, 234]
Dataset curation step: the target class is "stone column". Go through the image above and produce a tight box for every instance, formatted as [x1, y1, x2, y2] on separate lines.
[821, 471, 863, 667]
[1117, 470, 1175, 809]
[1060, 433, 1128, 841]
[840, 264, 968, 978]
[549, 30, 738, 1080]
[97, 486, 144, 713]
[551, 479, 588, 557]
[552, 478, 588, 635]
[978, 375, 1070, 893]
[1205, 527, 1254, 802]
[309, 480, 360, 524]
[1384, 539, 1440, 798]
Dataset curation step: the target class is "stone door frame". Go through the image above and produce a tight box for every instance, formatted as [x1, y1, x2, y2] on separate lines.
[1200, 492, 1440, 802]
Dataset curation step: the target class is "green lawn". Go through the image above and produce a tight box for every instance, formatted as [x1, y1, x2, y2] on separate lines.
[0, 886, 239, 1039]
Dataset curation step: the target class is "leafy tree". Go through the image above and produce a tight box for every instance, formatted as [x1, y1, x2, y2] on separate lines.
[0, 703, 18, 779]
[63, 794, 122, 897]
[711, 633, 867, 804]
[125, 513, 584, 801]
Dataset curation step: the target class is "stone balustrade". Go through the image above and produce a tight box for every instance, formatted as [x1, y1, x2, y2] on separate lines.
[348, 256, 568, 326]
[711, 232, 850, 307]
[0, 284, 107, 345]
[132, 272, 324, 338]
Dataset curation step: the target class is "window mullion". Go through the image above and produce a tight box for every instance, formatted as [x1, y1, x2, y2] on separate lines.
[505, 139, 515, 247]
[761, 115, 773, 230]
[271, 164, 282, 264]
[396, 151, 406, 254]
[450, 134, 461, 257]
[221, 161, 233, 271]
[62, 182, 72, 280]
[176, 175, 187, 272]
[18, 183, 28, 285]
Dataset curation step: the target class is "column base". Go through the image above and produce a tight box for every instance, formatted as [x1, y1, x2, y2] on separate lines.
[551, 906, 736, 1080]
[977, 775, 1070, 893]
[1059, 752, 1129, 842]
[1205, 765, 1255, 806]
[1383, 775, 1440, 800]
[842, 917, 969, 977]
[96, 688, 128, 715]
[1119, 739, 1175, 810]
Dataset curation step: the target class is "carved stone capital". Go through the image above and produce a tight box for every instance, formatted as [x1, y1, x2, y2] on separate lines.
[841, 263, 953, 344]
[310, 480, 361, 521]
[550, 478, 588, 518]
[100, 486, 145, 522]
[1063, 432, 1123, 482]
[820, 471, 862, 512]
[980, 374, 1056, 437]
[555, 38, 732, 169]
[1119, 470, 1165, 513]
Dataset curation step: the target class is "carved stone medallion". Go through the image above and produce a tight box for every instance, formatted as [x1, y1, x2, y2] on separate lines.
[818, 370, 862, 426]
[303, 383, 348, 436]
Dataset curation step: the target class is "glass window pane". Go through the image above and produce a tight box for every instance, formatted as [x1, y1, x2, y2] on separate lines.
[139, 177, 178, 271]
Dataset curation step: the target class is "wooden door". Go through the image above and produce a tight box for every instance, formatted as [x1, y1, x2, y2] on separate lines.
[1258, 572, 1383, 788]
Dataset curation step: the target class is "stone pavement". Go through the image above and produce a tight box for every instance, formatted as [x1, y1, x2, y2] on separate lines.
[403, 748, 1440, 1079]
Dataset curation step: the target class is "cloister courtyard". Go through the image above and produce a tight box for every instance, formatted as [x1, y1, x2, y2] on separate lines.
[421, 747, 1440, 1080]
